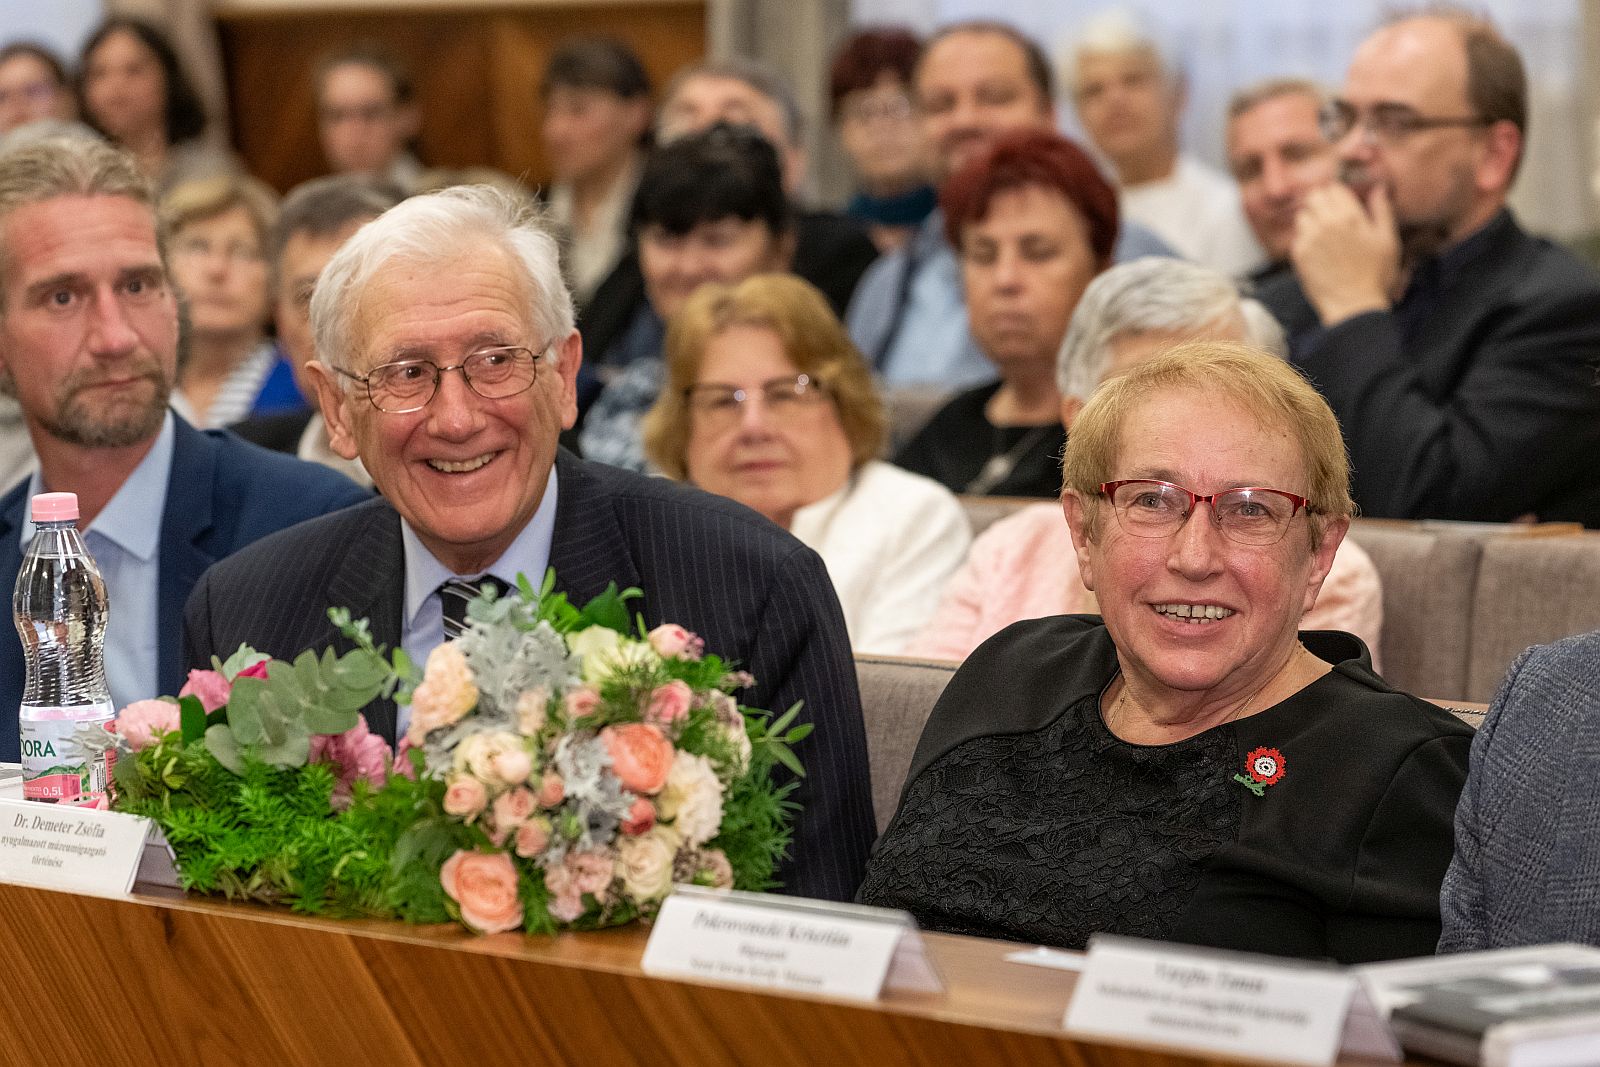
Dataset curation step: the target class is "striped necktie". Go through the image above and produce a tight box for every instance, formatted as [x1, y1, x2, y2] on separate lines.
[439, 575, 510, 639]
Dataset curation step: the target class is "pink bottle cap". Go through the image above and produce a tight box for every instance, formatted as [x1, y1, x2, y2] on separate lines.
[30, 492, 79, 523]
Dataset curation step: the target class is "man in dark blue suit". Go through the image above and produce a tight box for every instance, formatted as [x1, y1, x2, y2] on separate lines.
[183, 185, 877, 902]
[0, 135, 370, 758]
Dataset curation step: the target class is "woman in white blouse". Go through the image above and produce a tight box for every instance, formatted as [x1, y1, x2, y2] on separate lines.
[643, 274, 970, 653]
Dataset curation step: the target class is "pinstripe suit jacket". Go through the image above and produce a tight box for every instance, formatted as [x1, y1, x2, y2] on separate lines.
[1438, 630, 1600, 951]
[182, 450, 876, 901]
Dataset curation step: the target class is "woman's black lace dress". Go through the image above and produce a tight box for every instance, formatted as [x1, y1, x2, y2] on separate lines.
[858, 616, 1474, 963]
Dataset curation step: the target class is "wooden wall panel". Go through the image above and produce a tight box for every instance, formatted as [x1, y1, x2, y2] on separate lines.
[216, 4, 706, 194]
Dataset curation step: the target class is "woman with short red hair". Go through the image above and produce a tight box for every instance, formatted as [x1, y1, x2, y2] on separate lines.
[894, 128, 1117, 497]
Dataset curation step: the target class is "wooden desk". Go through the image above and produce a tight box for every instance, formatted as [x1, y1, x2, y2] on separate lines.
[0, 882, 1432, 1066]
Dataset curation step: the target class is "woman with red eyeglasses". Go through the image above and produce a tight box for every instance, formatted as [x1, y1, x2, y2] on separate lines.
[860, 341, 1470, 964]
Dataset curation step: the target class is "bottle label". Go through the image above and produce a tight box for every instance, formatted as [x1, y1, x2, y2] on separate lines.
[21, 717, 115, 807]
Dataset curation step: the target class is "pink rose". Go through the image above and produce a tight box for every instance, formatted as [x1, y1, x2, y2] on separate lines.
[177, 669, 231, 713]
[492, 787, 536, 832]
[601, 723, 674, 795]
[645, 680, 694, 726]
[114, 699, 182, 751]
[514, 817, 551, 858]
[489, 747, 533, 787]
[440, 850, 523, 934]
[620, 796, 656, 836]
[564, 687, 601, 721]
[442, 774, 488, 819]
[394, 735, 420, 779]
[547, 889, 585, 923]
[236, 661, 270, 681]
[406, 643, 478, 746]
[537, 771, 564, 808]
[308, 715, 391, 808]
[566, 848, 616, 896]
[647, 623, 704, 660]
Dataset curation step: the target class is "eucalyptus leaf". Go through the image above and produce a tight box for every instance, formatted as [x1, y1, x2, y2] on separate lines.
[226, 677, 268, 744]
[254, 732, 312, 770]
[205, 723, 245, 774]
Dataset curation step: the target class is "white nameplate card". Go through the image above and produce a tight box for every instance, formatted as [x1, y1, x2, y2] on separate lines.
[0, 797, 176, 899]
[641, 885, 943, 1002]
[1063, 935, 1401, 1066]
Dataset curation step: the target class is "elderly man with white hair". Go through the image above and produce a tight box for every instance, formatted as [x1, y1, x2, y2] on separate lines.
[182, 184, 877, 903]
[1066, 10, 1263, 276]
[907, 256, 1381, 661]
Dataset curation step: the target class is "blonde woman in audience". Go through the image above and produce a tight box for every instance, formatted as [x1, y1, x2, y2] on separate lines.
[78, 18, 232, 196]
[861, 343, 1468, 962]
[643, 274, 970, 654]
[163, 175, 303, 428]
[909, 257, 1382, 662]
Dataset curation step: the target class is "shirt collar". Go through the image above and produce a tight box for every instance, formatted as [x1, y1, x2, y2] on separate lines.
[19, 411, 175, 560]
[401, 464, 560, 630]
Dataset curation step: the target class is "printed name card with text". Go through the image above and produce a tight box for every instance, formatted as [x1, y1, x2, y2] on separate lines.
[641, 886, 943, 1002]
[0, 798, 169, 899]
[1063, 935, 1402, 1066]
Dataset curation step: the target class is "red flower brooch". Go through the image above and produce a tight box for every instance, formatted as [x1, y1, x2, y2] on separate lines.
[1232, 746, 1287, 797]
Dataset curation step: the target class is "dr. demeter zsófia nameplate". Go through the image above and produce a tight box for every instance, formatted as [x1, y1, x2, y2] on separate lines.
[641, 885, 943, 1002]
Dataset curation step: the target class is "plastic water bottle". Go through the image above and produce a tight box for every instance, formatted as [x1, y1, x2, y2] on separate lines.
[14, 492, 114, 806]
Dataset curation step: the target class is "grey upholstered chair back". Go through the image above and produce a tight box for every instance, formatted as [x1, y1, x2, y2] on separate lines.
[854, 654, 957, 835]
[1344, 521, 1483, 700]
[1465, 534, 1600, 702]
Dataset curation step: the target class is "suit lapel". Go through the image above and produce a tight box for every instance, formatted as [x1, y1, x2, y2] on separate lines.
[158, 420, 220, 694]
[547, 451, 647, 620]
[323, 501, 405, 744]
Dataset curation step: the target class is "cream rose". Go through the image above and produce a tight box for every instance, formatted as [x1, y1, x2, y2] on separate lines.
[617, 825, 682, 904]
[514, 686, 549, 735]
[406, 643, 478, 745]
[656, 751, 724, 847]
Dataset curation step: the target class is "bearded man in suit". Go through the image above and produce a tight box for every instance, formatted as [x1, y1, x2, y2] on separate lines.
[0, 135, 369, 758]
[182, 184, 876, 902]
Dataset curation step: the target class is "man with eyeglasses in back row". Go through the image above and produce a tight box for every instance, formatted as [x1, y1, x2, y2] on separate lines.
[1257, 8, 1600, 527]
[182, 183, 877, 903]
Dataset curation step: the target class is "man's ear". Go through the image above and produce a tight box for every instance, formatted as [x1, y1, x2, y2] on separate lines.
[1477, 120, 1522, 197]
[306, 362, 361, 461]
[554, 330, 583, 431]
[1060, 394, 1085, 431]
[1062, 489, 1099, 592]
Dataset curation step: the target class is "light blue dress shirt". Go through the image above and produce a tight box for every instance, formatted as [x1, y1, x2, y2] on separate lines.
[19, 413, 175, 712]
[398, 466, 559, 738]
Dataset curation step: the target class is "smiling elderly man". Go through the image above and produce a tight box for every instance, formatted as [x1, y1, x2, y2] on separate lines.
[182, 185, 876, 902]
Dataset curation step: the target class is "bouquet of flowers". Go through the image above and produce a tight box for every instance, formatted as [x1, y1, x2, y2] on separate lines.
[109, 572, 809, 935]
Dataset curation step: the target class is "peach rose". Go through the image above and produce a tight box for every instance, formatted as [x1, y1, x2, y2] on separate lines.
[620, 796, 656, 836]
[564, 687, 601, 721]
[490, 747, 533, 787]
[440, 850, 523, 934]
[492, 786, 537, 832]
[442, 774, 488, 819]
[114, 699, 182, 751]
[601, 723, 674, 795]
[647, 623, 703, 660]
[537, 770, 565, 808]
[407, 643, 478, 745]
[645, 680, 694, 726]
[514, 817, 552, 858]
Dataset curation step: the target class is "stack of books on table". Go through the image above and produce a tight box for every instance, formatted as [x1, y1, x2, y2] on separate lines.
[1357, 944, 1600, 1067]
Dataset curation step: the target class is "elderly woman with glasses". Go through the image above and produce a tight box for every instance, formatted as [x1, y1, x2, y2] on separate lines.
[860, 342, 1471, 963]
[908, 257, 1383, 662]
[642, 273, 970, 654]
